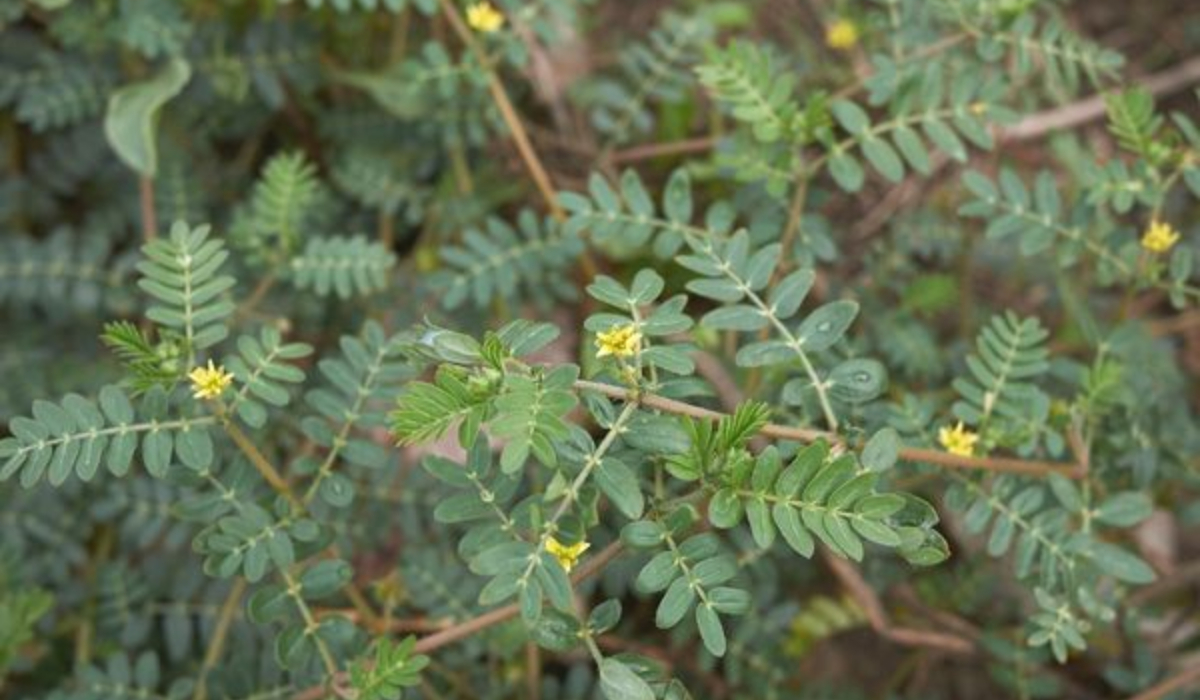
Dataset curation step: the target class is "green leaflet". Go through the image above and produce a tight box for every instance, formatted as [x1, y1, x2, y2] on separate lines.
[703, 441, 929, 563]
[290, 236, 396, 299]
[491, 366, 579, 473]
[951, 312, 1051, 439]
[349, 637, 430, 700]
[599, 658, 655, 700]
[137, 221, 235, 358]
[0, 386, 217, 487]
[2, 0, 1193, 694]
[225, 326, 312, 428]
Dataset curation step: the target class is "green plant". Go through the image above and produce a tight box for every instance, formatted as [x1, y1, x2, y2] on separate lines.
[2, 1, 1198, 699]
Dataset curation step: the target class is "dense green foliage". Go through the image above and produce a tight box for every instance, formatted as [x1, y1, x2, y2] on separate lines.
[1, 1, 1198, 699]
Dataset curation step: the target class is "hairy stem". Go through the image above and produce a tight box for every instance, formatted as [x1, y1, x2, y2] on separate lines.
[573, 380, 1084, 479]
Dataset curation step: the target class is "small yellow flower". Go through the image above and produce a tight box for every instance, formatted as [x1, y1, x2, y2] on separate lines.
[188, 360, 234, 400]
[595, 324, 642, 359]
[465, 2, 504, 33]
[546, 537, 589, 573]
[1141, 220, 1181, 254]
[825, 18, 859, 51]
[938, 421, 979, 458]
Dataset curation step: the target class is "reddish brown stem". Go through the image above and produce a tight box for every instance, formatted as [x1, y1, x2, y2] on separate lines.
[823, 552, 974, 655]
[1126, 664, 1200, 700]
[574, 380, 1085, 479]
[291, 541, 625, 700]
[139, 176, 157, 242]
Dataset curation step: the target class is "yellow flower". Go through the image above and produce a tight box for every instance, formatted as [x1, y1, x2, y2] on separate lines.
[465, 2, 504, 33]
[546, 537, 589, 573]
[189, 360, 234, 400]
[825, 18, 859, 50]
[938, 421, 979, 458]
[595, 324, 642, 359]
[1141, 220, 1180, 254]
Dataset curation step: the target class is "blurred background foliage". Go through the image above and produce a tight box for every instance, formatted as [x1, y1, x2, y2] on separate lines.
[1, 0, 1199, 699]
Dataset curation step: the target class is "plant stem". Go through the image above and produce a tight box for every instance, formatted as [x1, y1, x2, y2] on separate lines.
[747, 173, 810, 397]
[378, 208, 395, 249]
[438, 0, 561, 220]
[449, 141, 475, 195]
[572, 380, 1084, 479]
[213, 417, 342, 679]
[233, 274, 277, 323]
[74, 525, 114, 670]
[283, 569, 340, 676]
[1127, 663, 1200, 700]
[338, 570, 383, 631]
[438, 0, 599, 280]
[192, 578, 248, 700]
[777, 176, 810, 280]
[218, 407, 300, 508]
[289, 541, 625, 700]
[611, 136, 716, 164]
[525, 643, 541, 700]
[139, 175, 157, 242]
[823, 552, 973, 654]
[214, 402, 384, 632]
[516, 403, 638, 594]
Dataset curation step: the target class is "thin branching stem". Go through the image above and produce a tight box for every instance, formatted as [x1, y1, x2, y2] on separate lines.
[438, 0, 600, 283]
[437, 0, 559, 219]
[573, 380, 1084, 479]
[516, 402, 638, 592]
[289, 542, 626, 700]
[216, 405, 299, 508]
[192, 578, 248, 700]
